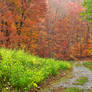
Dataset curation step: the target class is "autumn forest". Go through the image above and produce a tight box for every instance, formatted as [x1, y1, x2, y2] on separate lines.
[0, 0, 92, 92]
[0, 0, 92, 60]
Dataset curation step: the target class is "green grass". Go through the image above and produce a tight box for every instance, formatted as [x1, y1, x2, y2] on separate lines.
[84, 62, 92, 71]
[75, 77, 88, 85]
[0, 48, 71, 91]
[64, 87, 84, 92]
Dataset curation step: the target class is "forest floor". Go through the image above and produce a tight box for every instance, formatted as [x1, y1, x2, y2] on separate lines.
[38, 60, 92, 92]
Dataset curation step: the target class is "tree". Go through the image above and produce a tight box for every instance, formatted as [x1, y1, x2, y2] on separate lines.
[81, 0, 92, 56]
[37, 0, 91, 60]
[37, 4, 66, 58]
[81, 0, 92, 23]
[0, 0, 47, 55]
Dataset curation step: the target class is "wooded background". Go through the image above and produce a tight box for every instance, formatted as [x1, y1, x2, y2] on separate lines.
[0, 0, 92, 60]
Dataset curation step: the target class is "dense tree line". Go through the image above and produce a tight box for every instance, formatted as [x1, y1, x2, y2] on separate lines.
[0, 0, 92, 60]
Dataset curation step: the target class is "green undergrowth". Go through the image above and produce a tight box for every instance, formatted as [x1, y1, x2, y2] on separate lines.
[64, 87, 84, 92]
[83, 62, 92, 71]
[0, 48, 71, 91]
[74, 76, 88, 85]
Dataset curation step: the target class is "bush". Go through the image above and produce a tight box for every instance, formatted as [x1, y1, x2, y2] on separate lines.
[0, 48, 71, 90]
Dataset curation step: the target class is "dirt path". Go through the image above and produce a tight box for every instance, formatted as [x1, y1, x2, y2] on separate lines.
[40, 62, 92, 92]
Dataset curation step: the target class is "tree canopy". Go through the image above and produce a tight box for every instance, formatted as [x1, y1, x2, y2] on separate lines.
[82, 0, 92, 23]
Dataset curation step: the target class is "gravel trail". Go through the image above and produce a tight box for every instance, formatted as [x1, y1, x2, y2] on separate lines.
[44, 62, 92, 92]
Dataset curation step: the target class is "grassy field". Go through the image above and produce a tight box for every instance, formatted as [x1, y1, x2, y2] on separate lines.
[0, 48, 71, 91]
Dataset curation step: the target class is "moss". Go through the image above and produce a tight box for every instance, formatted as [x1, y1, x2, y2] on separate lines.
[64, 87, 84, 92]
[84, 62, 92, 71]
[74, 77, 88, 85]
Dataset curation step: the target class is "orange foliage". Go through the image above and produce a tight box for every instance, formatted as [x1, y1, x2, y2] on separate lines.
[0, 0, 92, 60]
[0, 0, 47, 55]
